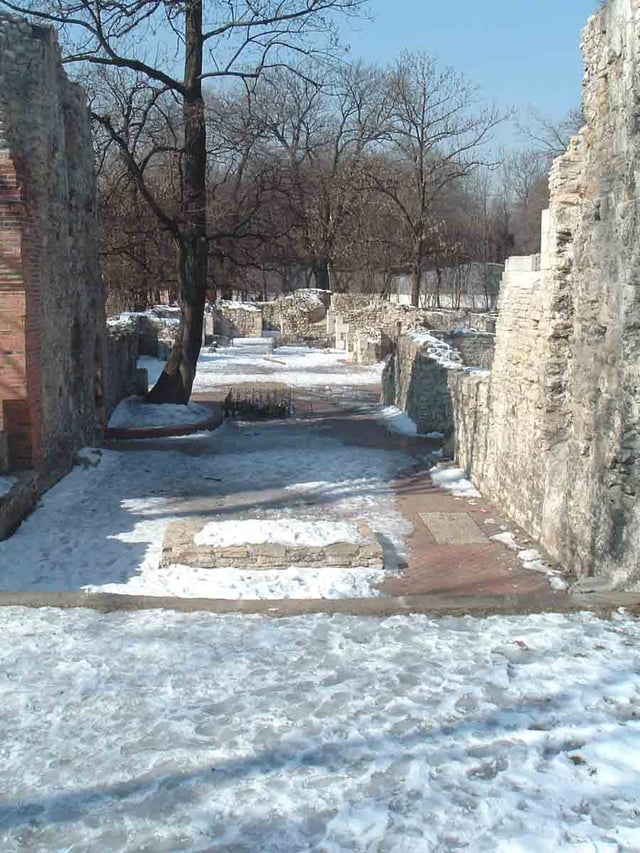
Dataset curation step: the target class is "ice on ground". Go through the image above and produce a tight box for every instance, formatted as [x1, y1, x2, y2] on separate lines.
[193, 345, 382, 390]
[108, 397, 213, 429]
[194, 519, 363, 548]
[0, 475, 17, 497]
[2, 607, 640, 852]
[430, 465, 482, 498]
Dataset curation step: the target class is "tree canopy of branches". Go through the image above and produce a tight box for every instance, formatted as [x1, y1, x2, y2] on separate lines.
[0, 0, 365, 402]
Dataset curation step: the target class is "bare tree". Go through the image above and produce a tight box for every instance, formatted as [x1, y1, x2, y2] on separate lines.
[370, 53, 503, 307]
[0, 0, 366, 401]
[244, 60, 388, 290]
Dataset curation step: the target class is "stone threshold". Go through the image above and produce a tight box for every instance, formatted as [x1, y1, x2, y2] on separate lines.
[0, 590, 638, 618]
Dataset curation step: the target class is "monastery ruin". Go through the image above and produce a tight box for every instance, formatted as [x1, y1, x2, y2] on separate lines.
[1, 0, 640, 592]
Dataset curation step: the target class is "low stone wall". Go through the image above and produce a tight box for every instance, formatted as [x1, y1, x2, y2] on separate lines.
[382, 335, 463, 434]
[260, 289, 330, 339]
[215, 302, 263, 338]
[161, 519, 383, 569]
[104, 318, 142, 415]
[468, 313, 497, 333]
[449, 371, 491, 476]
[435, 331, 495, 369]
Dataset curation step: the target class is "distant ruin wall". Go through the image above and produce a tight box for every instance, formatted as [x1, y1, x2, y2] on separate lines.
[452, 0, 640, 589]
[0, 16, 105, 484]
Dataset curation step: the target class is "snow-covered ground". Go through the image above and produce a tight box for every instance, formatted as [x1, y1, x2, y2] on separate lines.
[430, 465, 482, 498]
[0, 421, 411, 598]
[108, 397, 214, 430]
[2, 607, 639, 852]
[192, 345, 383, 390]
[193, 519, 364, 547]
[0, 474, 16, 497]
[0, 342, 405, 599]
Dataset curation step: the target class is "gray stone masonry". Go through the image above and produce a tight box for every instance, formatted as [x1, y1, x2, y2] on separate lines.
[450, 0, 640, 590]
[160, 519, 384, 570]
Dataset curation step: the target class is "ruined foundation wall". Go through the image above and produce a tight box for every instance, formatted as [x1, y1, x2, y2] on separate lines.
[0, 16, 105, 483]
[454, 0, 640, 588]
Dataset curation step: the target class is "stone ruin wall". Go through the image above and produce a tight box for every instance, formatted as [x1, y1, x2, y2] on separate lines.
[215, 302, 263, 338]
[452, 0, 640, 589]
[0, 16, 107, 485]
[382, 336, 461, 434]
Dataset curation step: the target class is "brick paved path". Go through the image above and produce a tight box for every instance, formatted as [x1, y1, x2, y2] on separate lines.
[195, 384, 565, 601]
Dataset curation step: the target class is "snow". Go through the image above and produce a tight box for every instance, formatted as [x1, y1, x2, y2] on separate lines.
[375, 405, 419, 436]
[488, 533, 569, 591]
[193, 346, 383, 390]
[137, 354, 165, 387]
[231, 336, 268, 345]
[2, 607, 640, 852]
[218, 300, 260, 312]
[518, 548, 569, 591]
[107, 397, 213, 430]
[490, 531, 519, 550]
[0, 421, 411, 598]
[194, 519, 363, 548]
[408, 330, 463, 370]
[430, 465, 482, 498]
[0, 474, 17, 497]
[158, 565, 386, 599]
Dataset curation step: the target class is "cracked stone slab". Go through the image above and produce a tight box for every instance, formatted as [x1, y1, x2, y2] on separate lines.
[418, 512, 487, 545]
[160, 518, 384, 570]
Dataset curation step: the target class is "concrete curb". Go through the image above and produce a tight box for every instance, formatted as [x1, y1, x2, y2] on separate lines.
[0, 591, 638, 618]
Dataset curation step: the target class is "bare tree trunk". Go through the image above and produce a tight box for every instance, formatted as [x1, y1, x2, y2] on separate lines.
[410, 266, 421, 308]
[312, 258, 331, 291]
[148, 0, 206, 404]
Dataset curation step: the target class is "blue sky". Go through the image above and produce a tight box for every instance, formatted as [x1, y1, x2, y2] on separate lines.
[338, 0, 600, 146]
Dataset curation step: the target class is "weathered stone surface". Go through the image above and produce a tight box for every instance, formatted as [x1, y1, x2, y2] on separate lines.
[382, 335, 467, 435]
[451, 0, 640, 590]
[160, 518, 384, 570]
[0, 15, 106, 485]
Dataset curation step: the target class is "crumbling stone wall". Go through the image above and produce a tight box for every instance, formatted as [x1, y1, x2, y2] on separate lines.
[435, 331, 495, 370]
[104, 318, 141, 413]
[452, 0, 640, 589]
[215, 302, 263, 338]
[0, 16, 105, 484]
[381, 334, 465, 434]
[260, 289, 329, 339]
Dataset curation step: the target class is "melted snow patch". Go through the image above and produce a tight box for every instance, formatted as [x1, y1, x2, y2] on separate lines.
[489, 531, 519, 550]
[518, 548, 569, 591]
[108, 396, 213, 429]
[194, 519, 363, 548]
[430, 465, 481, 498]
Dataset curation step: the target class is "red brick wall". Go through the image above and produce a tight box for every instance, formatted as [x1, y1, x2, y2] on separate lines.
[0, 151, 43, 470]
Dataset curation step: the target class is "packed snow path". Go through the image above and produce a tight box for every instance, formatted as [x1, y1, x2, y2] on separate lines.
[0, 347, 413, 599]
[1, 607, 639, 851]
